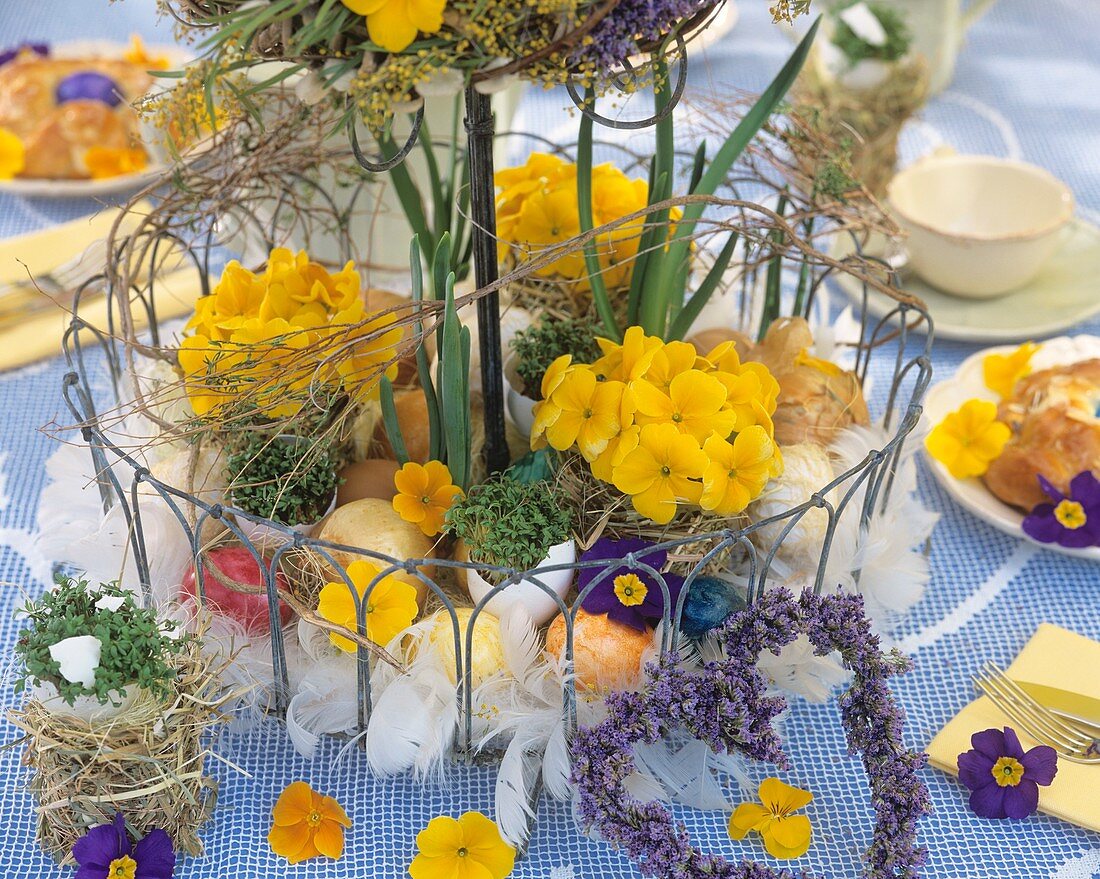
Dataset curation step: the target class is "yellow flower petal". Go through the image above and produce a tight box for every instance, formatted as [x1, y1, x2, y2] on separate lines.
[0, 127, 26, 180]
[313, 819, 345, 859]
[762, 813, 812, 859]
[728, 802, 771, 837]
[760, 776, 813, 813]
[367, 1, 421, 51]
[416, 816, 465, 857]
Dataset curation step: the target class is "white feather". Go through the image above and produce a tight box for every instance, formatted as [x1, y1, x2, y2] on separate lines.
[495, 726, 543, 847]
[632, 739, 733, 811]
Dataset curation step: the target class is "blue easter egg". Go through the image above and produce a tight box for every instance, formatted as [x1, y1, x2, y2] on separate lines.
[679, 576, 747, 638]
[56, 71, 123, 108]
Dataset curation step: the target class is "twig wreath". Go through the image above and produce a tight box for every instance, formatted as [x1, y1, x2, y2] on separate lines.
[570, 589, 931, 878]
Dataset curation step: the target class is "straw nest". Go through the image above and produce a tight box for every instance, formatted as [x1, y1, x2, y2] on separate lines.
[555, 451, 748, 575]
[791, 54, 930, 197]
[6, 641, 235, 863]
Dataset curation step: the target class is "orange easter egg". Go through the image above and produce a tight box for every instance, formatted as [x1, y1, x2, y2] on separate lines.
[544, 607, 652, 693]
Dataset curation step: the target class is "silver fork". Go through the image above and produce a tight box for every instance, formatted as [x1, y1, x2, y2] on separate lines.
[0, 237, 110, 327]
[973, 662, 1100, 765]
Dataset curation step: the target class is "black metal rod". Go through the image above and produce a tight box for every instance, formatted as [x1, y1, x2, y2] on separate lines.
[464, 86, 510, 475]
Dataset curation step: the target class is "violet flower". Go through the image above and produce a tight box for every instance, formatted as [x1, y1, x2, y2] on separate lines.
[577, 537, 684, 631]
[72, 813, 175, 879]
[1022, 471, 1100, 549]
[957, 727, 1057, 820]
[0, 42, 48, 67]
[56, 71, 123, 108]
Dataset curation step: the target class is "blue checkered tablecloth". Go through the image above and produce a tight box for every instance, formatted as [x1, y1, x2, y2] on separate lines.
[1, 1, 1099, 877]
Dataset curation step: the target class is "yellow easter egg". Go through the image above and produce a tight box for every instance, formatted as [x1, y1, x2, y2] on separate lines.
[420, 607, 505, 685]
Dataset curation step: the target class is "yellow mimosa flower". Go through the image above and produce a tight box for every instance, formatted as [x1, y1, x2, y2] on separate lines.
[633, 369, 736, 443]
[925, 399, 1011, 479]
[700, 426, 776, 516]
[392, 460, 463, 536]
[612, 423, 707, 524]
[317, 560, 419, 652]
[982, 341, 1040, 398]
[342, 0, 446, 54]
[409, 812, 515, 879]
[0, 128, 25, 179]
[729, 777, 813, 859]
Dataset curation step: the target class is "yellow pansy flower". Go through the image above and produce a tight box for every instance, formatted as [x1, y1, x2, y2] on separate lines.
[633, 369, 737, 443]
[268, 781, 351, 864]
[317, 560, 419, 651]
[729, 777, 813, 859]
[84, 146, 148, 179]
[0, 128, 25, 180]
[925, 399, 1011, 479]
[700, 425, 777, 516]
[982, 341, 1040, 398]
[342, 0, 446, 54]
[543, 368, 628, 461]
[392, 460, 463, 536]
[612, 423, 707, 524]
[409, 812, 515, 879]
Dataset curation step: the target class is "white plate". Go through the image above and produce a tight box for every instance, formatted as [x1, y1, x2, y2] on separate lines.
[923, 335, 1100, 561]
[831, 218, 1100, 343]
[0, 40, 191, 199]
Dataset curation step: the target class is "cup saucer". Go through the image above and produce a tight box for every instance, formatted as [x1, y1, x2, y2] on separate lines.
[830, 218, 1100, 343]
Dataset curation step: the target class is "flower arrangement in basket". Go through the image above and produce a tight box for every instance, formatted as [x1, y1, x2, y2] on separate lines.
[18, 1, 947, 876]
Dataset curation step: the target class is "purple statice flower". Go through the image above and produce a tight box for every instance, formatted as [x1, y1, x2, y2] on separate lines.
[957, 727, 1057, 820]
[72, 813, 175, 879]
[0, 42, 48, 67]
[577, 537, 684, 631]
[571, 0, 711, 75]
[570, 588, 931, 879]
[1022, 471, 1100, 549]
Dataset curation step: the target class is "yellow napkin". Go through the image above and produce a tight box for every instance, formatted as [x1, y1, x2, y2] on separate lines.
[0, 204, 201, 371]
[927, 623, 1100, 831]
[0, 268, 201, 372]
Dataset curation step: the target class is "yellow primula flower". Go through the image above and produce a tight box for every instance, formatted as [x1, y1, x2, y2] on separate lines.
[700, 425, 777, 516]
[542, 368, 628, 461]
[612, 423, 707, 524]
[540, 353, 574, 400]
[0, 128, 25, 180]
[729, 777, 813, 859]
[633, 368, 737, 443]
[84, 146, 148, 179]
[123, 33, 170, 70]
[613, 572, 648, 606]
[392, 460, 463, 536]
[645, 340, 699, 392]
[409, 812, 515, 879]
[925, 399, 1012, 479]
[317, 559, 420, 651]
[342, 0, 445, 54]
[590, 423, 640, 483]
[269, 781, 351, 864]
[592, 325, 662, 383]
[982, 341, 1040, 398]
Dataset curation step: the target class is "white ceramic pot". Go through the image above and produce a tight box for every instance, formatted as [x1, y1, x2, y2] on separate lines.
[888, 155, 1074, 299]
[32, 680, 140, 723]
[504, 354, 538, 437]
[465, 539, 575, 626]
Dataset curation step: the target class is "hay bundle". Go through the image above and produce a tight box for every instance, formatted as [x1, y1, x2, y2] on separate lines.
[555, 452, 747, 575]
[791, 54, 929, 197]
[7, 644, 233, 863]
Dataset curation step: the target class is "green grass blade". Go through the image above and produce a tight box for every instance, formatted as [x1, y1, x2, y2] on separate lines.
[379, 376, 410, 465]
[576, 89, 621, 340]
[668, 230, 739, 340]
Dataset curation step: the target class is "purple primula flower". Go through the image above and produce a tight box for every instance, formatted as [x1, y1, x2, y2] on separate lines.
[56, 70, 124, 108]
[577, 537, 684, 631]
[72, 813, 175, 879]
[0, 42, 48, 67]
[957, 726, 1058, 820]
[1022, 471, 1100, 549]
